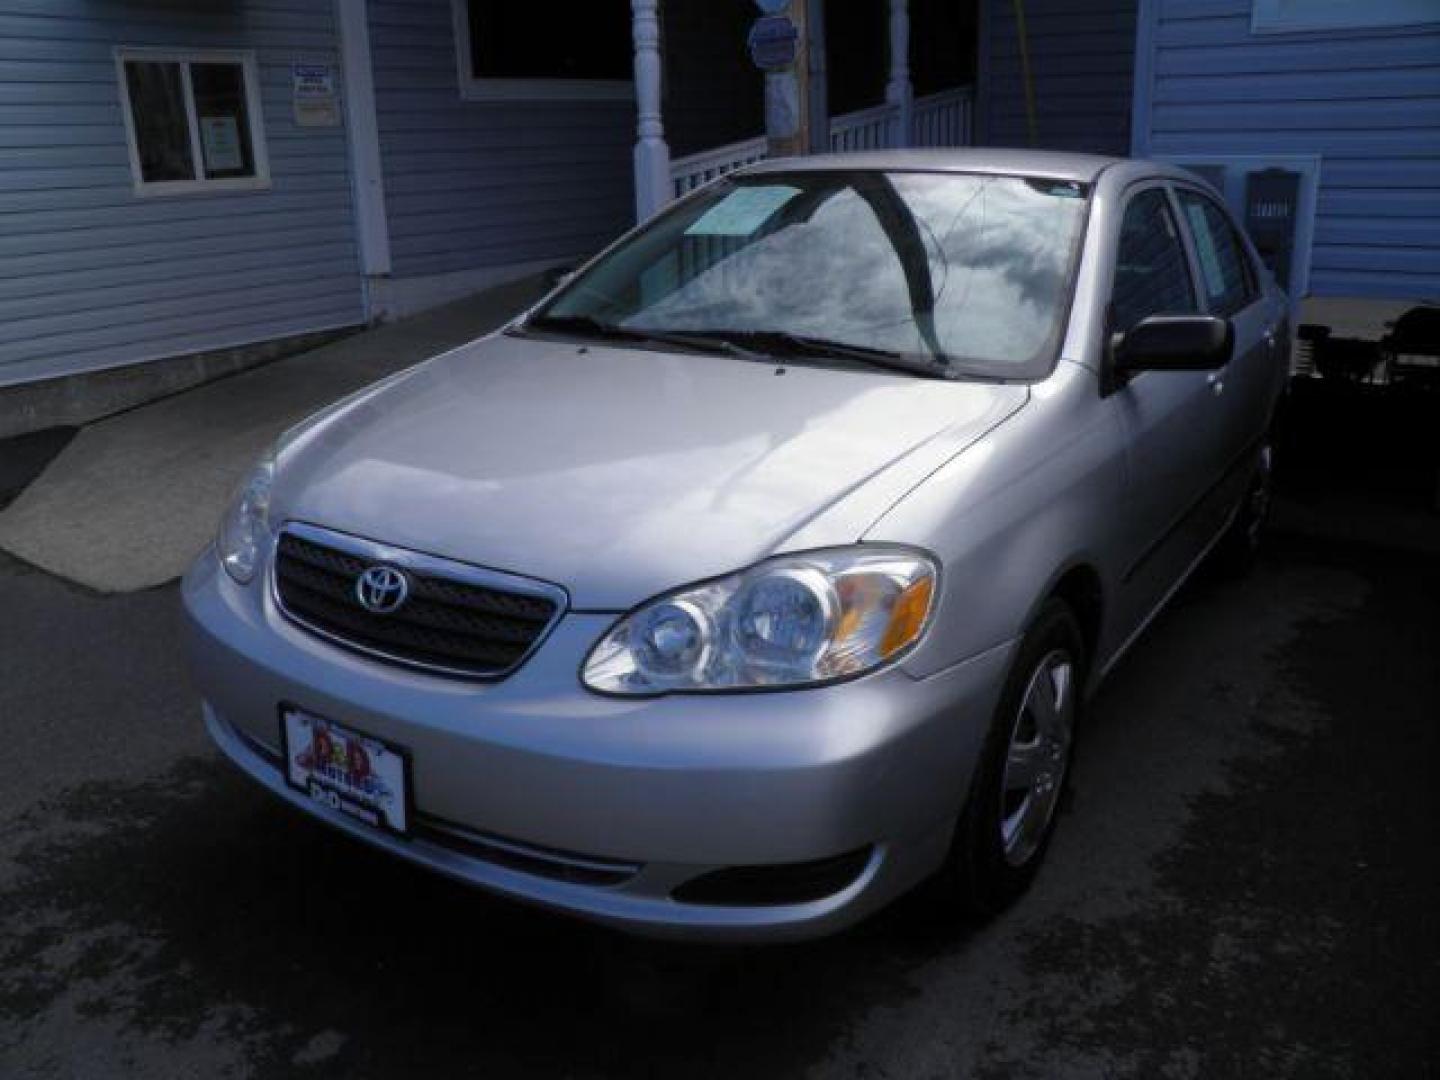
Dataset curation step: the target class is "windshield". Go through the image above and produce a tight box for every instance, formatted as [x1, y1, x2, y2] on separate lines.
[530, 169, 1090, 379]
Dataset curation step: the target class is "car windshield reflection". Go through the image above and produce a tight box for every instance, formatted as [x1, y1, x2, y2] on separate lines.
[528, 170, 1090, 380]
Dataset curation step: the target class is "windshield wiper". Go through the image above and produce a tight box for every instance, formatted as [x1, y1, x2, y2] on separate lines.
[521, 317, 950, 378]
[519, 314, 770, 363]
[688, 329, 951, 379]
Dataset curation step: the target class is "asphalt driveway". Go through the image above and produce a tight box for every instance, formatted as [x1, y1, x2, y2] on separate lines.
[1, 535, 1436, 1078]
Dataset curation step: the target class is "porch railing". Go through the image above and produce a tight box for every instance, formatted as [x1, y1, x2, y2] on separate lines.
[670, 134, 769, 197]
[668, 86, 973, 199]
[911, 87, 972, 148]
[828, 101, 897, 153]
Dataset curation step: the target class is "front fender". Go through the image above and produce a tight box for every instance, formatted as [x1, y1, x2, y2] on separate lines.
[867, 361, 1128, 680]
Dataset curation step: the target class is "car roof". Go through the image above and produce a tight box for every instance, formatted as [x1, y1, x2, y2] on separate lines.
[743, 147, 1125, 184]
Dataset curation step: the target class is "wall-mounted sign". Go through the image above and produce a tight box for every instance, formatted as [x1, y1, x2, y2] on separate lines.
[748, 14, 799, 72]
[1245, 168, 1302, 288]
[292, 62, 340, 127]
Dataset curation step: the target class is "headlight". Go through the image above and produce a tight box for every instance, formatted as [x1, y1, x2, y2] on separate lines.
[216, 452, 275, 584]
[582, 547, 938, 695]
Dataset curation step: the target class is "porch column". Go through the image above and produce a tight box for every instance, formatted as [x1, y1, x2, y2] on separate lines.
[885, 0, 913, 148]
[631, 0, 671, 222]
[807, 0, 829, 154]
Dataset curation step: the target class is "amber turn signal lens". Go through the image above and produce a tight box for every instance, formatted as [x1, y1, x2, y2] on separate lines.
[880, 575, 935, 657]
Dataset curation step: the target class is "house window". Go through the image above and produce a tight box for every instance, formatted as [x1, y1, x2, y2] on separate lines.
[451, 0, 633, 102]
[1252, 0, 1439, 33]
[115, 48, 269, 196]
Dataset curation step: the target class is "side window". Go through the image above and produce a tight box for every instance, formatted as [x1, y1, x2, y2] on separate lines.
[1111, 188, 1198, 334]
[1176, 190, 1258, 316]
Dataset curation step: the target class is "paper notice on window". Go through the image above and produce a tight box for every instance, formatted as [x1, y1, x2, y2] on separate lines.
[685, 185, 800, 237]
[1184, 203, 1226, 301]
[200, 115, 243, 172]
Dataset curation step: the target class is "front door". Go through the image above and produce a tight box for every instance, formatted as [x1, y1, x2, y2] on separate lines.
[1105, 184, 1231, 643]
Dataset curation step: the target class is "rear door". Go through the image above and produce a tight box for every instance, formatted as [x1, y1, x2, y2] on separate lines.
[1172, 185, 1281, 482]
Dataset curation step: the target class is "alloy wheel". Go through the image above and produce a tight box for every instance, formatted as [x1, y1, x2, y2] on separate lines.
[999, 649, 1075, 868]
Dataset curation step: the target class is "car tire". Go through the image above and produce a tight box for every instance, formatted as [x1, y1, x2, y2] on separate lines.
[1211, 437, 1274, 578]
[933, 598, 1084, 919]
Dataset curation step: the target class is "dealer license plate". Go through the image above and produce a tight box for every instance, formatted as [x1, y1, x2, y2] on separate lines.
[280, 707, 410, 835]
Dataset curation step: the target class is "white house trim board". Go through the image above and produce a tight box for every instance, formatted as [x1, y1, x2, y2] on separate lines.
[337, 0, 392, 278]
[113, 47, 271, 198]
[1251, 0, 1440, 34]
[450, 0, 634, 102]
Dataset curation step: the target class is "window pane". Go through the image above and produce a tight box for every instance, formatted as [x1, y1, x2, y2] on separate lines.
[1112, 189, 1197, 334]
[467, 0, 631, 80]
[190, 62, 256, 179]
[124, 61, 194, 183]
[1178, 192, 1254, 316]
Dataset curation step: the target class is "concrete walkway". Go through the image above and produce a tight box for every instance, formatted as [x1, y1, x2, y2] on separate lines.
[0, 274, 548, 593]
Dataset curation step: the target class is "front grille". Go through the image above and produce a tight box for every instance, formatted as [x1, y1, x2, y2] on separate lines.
[273, 524, 565, 678]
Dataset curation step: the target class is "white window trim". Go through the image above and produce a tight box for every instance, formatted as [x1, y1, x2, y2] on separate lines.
[114, 47, 271, 197]
[1251, 0, 1440, 34]
[450, 0, 634, 103]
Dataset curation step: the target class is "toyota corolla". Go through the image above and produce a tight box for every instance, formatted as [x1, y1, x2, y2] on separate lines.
[184, 149, 1288, 940]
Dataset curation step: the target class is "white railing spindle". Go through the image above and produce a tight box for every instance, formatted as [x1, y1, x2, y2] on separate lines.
[667, 86, 974, 195]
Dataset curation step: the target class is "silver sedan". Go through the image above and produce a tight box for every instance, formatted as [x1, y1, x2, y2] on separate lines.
[184, 149, 1289, 940]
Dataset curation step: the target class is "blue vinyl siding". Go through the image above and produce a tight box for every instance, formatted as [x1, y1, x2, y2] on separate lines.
[367, 0, 633, 279]
[979, 0, 1138, 155]
[0, 0, 365, 386]
[1138, 0, 1440, 299]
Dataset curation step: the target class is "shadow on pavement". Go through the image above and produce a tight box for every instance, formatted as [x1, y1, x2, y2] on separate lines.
[1, 542, 1436, 1077]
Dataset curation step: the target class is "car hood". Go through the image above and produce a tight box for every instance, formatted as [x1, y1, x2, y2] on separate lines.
[275, 333, 1026, 609]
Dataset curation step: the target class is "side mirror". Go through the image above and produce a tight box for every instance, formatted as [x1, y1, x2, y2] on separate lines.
[1112, 315, 1233, 375]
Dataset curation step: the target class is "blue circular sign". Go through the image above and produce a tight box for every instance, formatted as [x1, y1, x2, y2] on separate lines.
[748, 15, 799, 72]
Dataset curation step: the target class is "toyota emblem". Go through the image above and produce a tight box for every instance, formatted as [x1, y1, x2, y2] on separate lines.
[355, 565, 410, 615]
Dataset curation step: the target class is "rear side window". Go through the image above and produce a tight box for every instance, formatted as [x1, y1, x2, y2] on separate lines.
[1176, 190, 1257, 316]
[1111, 188, 1197, 334]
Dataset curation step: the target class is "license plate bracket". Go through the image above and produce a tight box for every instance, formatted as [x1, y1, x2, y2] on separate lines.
[278, 704, 413, 836]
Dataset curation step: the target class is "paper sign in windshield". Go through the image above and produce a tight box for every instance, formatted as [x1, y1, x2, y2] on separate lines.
[686, 185, 800, 237]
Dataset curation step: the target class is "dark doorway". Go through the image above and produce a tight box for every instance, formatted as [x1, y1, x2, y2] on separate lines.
[662, 0, 765, 158]
[826, 0, 976, 116]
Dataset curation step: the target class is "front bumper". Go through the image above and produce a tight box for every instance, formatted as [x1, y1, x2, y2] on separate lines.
[184, 550, 1014, 941]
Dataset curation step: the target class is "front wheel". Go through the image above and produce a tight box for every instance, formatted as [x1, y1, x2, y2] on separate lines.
[934, 599, 1083, 918]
